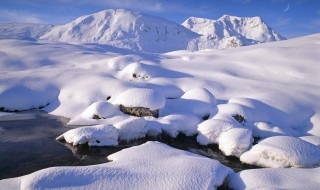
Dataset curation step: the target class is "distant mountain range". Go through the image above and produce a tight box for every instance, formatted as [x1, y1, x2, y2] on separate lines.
[0, 9, 286, 52]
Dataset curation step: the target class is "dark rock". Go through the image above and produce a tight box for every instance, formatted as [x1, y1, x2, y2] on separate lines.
[202, 114, 210, 121]
[120, 104, 159, 118]
[232, 114, 246, 124]
[92, 114, 101, 120]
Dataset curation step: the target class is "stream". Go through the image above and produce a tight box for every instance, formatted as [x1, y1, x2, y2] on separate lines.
[0, 111, 258, 180]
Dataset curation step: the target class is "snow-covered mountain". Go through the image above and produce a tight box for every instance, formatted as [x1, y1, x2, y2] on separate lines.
[183, 15, 286, 50]
[0, 23, 53, 40]
[40, 9, 199, 53]
[0, 10, 286, 52]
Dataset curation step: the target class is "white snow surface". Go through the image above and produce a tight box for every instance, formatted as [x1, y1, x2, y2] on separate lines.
[0, 141, 233, 190]
[0, 23, 53, 40]
[40, 9, 199, 53]
[299, 136, 320, 146]
[229, 167, 320, 190]
[183, 15, 285, 50]
[56, 124, 118, 146]
[218, 128, 253, 157]
[0, 20, 320, 160]
[113, 88, 165, 110]
[113, 116, 147, 141]
[240, 136, 320, 168]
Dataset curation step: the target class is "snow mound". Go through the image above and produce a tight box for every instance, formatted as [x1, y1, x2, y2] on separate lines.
[67, 101, 126, 125]
[56, 124, 118, 146]
[118, 62, 155, 80]
[240, 136, 320, 168]
[0, 83, 59, 111]
[252, 122, 290, 138]
[114, 117, 147, 141]
[163, 114, 201, 137]
[114, 88, 165, 110]
[80, 101, 119, 119]
[197, 119, 242, 145]
[183, 15, 285, 50]
[0, 23, 53, 40]
[229, 167, 320, 190]
[0, 142, 233, 190]
[40, 9, 198, 53]
[219, 128, 253, 157]
[179, 88, 217, 118]
[300, 136, 320, 146]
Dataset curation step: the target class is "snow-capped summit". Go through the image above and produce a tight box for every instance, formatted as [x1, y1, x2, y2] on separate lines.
[0, 23, 53, 40]
[183, 15, 286, 50]
[40, 9, 199, 53]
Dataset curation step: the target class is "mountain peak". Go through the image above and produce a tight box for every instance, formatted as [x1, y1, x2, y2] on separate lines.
[182, 14, 286, 50]
[40, 9, 198, 53]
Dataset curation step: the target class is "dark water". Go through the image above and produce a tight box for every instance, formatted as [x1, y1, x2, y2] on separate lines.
[0, 111, 257, 180]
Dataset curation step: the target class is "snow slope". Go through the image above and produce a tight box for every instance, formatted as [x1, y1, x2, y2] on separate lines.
[183, 15, 285, 50]
[0, 142, 232, 190]
[0, 29, 319, 159]
[0, 10, 285, 52]
[40, 9, 199, 53]
[0, 23, 53, 40]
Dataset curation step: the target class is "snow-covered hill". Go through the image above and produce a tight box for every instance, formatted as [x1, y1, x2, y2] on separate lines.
[183, 15, 286, 50]
[0, 10, 286, 52]
[0, 23, 53, 40]
[40, 9, 199, 53]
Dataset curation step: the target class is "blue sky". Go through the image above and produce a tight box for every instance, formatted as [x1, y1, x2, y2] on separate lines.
[0, 0, 319, 38]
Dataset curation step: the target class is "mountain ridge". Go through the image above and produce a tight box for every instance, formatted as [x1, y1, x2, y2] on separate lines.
[0, 9, 286, 52]
[182, 15, 286, 50]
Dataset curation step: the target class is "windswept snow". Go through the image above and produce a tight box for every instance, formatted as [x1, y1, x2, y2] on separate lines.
[229, 167, 320, 190]
[0, 142, 232, 190]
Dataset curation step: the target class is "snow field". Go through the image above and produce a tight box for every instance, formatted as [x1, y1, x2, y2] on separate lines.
[0, 142, 233, 190]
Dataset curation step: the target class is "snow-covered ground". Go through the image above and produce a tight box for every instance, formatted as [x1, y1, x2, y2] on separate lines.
[0, 32, 320, 150]
[0, 142, 232, 190]
[0, 8, 320, 189]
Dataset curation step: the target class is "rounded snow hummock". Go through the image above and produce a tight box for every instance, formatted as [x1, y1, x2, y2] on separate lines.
[114, 88, 165, 118]
[240, 136, 320, 168]
[179, 88, 217, 118]
[115, 88, 165, 110]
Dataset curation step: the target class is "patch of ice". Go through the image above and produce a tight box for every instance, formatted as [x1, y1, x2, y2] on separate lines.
[0, 112, 15, 117]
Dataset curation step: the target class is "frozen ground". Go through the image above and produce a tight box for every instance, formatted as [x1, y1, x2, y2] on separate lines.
[0, 11, 320, 189]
